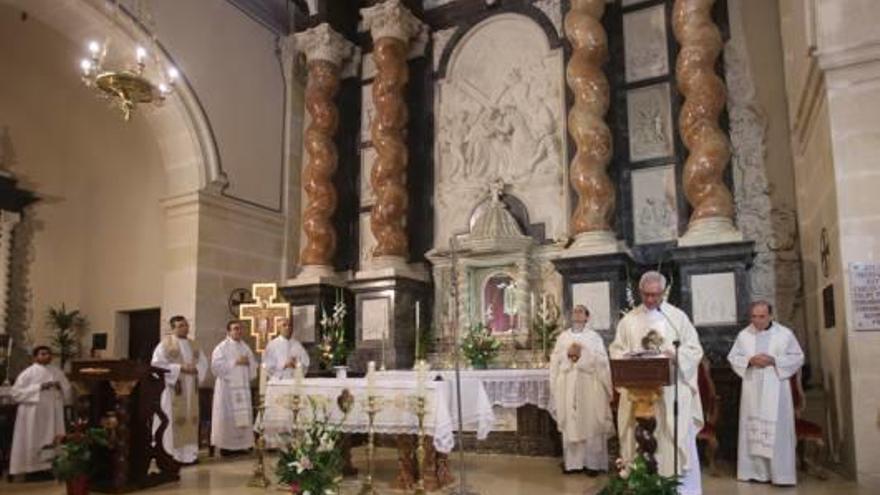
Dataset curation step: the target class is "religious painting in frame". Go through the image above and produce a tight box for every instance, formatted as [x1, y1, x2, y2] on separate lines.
[572, 281, 612, 331]
[691, 272, 738, 326]
[627, 82, 674, 162]
[292, 304, 316, 343]
[623, 4, 669, 83]
[361, 297, 390, 341]
[631, 164, 678, 244]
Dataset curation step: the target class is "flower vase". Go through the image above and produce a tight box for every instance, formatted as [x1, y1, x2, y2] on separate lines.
[334, 366, 348, 379]
[66, 475, 89, 495]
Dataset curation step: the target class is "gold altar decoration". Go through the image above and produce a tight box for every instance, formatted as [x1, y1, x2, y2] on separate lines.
[79, 0, 178, 121]
[566, 0, 616, 236]
[672, 0, 735, 226]
[362, 0, 424, 261]
[239, 282, 290, 353]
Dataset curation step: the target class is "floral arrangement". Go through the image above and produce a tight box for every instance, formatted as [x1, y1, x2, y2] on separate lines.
[45, 418, 108, 482]
[599, 456, 680, 495]
[276, 397, 347, 495]
[531, 294, 561, 359]
[318, 291, 349, 369]
[462, 322, 501, 369]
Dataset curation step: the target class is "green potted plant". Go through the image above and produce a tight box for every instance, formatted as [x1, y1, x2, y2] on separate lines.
[599, 456, 680, 495]
[47, 418, 108, 495]
[461, 322, 501, 369]
[46, 304, 88, 369]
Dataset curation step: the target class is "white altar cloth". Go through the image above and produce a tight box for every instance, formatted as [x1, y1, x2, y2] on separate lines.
[262, 377, 494, 453]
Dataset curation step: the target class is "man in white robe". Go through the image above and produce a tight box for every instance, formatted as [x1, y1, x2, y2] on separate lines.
[610, 271, 704, 495]
[10, 346, 71, 480]
[151, 315, 208, 464]
[728, 300, 804, 486]
[210, 320, 257, 455]
[550, 304, 614, 475]
[263, 317, 310, 381]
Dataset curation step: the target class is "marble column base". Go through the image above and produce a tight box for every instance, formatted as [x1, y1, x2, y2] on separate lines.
[678, 217, 744, 247]
[356, 257, 430, 283]
[563, 230, 627, 258]
[286, 264, 345, 287]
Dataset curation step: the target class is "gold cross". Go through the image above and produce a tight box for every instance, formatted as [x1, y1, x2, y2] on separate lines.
[239, 283, 290, 353]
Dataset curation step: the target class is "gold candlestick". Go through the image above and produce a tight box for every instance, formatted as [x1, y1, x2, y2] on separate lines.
[359, 395, 381, 495]
[414, 395, 427, 495]
[247, 403, 271, 488]
[290, 394, 303, 444]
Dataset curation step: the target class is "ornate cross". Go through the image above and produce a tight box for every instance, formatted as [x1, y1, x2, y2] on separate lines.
[238, 283, 290, 353]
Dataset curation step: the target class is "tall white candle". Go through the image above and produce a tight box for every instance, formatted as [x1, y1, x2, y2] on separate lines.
[416, 359, 427, 397]
[294, 362, 304, 391]
[414, 301, 421, 361]
[366, 360, 376, 395]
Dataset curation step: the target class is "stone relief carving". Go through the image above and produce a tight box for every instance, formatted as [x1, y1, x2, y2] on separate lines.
[725, 0, 804, 328]
[627, 83, 674, 162]
[435, 14, 566, 248]
[534, 0, 563, 37]
[360, 146, 377, 206]
[361, 83, 374, 143]
[631, 164, 679, 244]
[623, 4, 669, 83]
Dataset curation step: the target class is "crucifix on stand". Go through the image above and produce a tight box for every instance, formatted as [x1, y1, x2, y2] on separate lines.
[238, 282, 290, 488]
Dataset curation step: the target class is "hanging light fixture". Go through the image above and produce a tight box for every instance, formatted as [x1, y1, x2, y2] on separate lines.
[79, 0, 178, 121]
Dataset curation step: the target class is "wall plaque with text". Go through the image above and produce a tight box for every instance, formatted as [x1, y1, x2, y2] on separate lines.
[849, 262, 880, 331]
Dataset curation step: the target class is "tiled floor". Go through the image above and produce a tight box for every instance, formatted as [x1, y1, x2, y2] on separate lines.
[2, 447, 869, 494]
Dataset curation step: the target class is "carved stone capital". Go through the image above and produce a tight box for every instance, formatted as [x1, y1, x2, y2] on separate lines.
[278, 35, 307, 87]
[294, 23, 356, 68]
[361, 0, 426, 43]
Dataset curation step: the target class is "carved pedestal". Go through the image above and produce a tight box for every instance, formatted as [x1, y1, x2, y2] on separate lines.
[348, 276, 430, 372]
[628, 387, 663, 474]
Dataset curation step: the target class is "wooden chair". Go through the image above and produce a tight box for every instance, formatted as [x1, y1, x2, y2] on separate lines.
[790, 370, 828, 479]
[696, 358, 721, 475]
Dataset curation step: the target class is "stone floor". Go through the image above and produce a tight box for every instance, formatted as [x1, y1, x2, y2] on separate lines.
[2, 447, 869, 494]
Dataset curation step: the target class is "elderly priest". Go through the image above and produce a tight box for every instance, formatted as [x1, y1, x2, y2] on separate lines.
[10, 346, 72, 480]
[550, 304, 614, 475]
[727, 301, 804, 486]
[609, 271, 704, 495]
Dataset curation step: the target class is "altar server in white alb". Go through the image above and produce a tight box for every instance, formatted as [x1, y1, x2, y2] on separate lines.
[263, 317, 310, 381]
[211, 320, 258, 454]
[151, 315, 208, 464]
[550, 304, 614, 475]
[10, 346, 72, 479]
[727, 301, 804, 486]
[610, 271, 704, 495]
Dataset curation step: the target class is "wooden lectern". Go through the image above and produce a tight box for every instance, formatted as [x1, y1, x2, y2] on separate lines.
[610, 356, 673, 474]
[70, 360, 180, 492]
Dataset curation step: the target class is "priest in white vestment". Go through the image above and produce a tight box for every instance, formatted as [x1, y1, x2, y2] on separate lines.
[151, 315, 208, 464]
[609, 271, 704, 495]
[10, 346, 72, 478]
[727, 301, 804, 486]
[264, 317, 310, 381]
[210, 320, 257, 454]
[550, 304, 614, 474]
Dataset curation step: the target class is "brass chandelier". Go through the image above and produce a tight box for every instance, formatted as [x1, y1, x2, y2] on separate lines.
[79, 0, 178, 121]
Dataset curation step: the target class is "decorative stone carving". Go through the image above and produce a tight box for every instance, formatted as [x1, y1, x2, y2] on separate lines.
[295, 24, 356, 273]
[627, 83, 674, 162]
[432, 27, 457, 71]
[672, 0, 742, 245]
[0, 210, 21, 336]
[631, 164, 679, 244]
[361, 0, 427, 264]
[360, 147, 377, 206]
[435, 14, 566, 248]
[623, 4, 669, 83]
[459, 181, 534, 253]
[361, 83, 374, 143]
[565, 0, 617, 250]
[691, 272, 737, 325]
[534, 0, 563, 37]
[725, 0, 803, 327]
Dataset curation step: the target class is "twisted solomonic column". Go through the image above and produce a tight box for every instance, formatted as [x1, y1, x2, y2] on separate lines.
[673, 0, 742, 245]
[565, 0, 618, 253]
[361, 0, 425, 268]
[294, 24, 355, 275]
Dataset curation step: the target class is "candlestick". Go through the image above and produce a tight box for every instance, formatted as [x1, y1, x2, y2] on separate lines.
[414, 394, 428, 495]
[415, 359, 428, 398]
[359, 395, 380, 495]
[366, 360, 376, 395]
